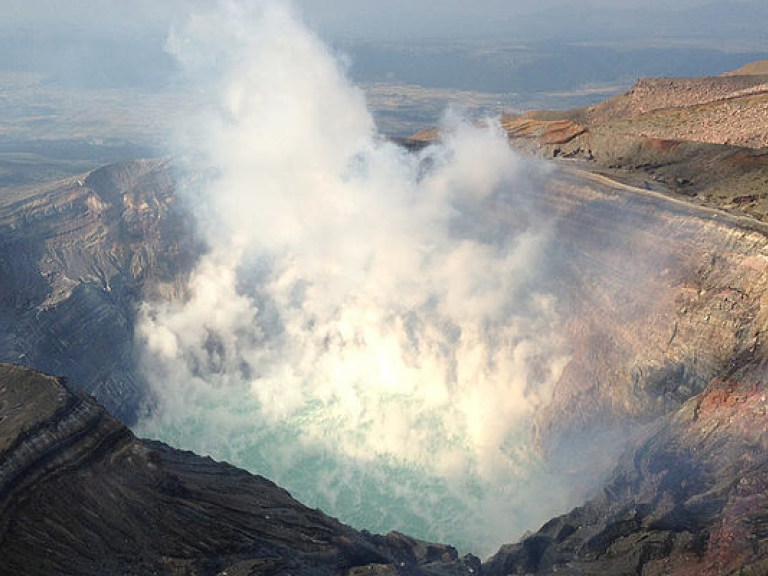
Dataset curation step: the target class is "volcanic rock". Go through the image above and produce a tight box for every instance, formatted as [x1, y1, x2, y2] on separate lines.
[0, 159, 198, 424]
[0, 363, 475, 575]
[483, 371, 768, 575]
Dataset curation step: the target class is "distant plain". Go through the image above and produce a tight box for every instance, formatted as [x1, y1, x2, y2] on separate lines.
[2, 34, 768, 187]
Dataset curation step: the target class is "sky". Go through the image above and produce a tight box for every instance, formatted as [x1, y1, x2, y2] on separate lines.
[0, 0, 755, 41]
[296, 0, 720, 40]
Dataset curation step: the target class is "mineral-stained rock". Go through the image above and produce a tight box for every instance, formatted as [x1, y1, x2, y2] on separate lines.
[483, 372, 768, 576]
[0, 363, 474, 576]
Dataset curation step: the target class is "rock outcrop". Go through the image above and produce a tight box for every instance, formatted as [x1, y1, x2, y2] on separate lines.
[0, 363, 478, 575]
[0, 159, 197, 424]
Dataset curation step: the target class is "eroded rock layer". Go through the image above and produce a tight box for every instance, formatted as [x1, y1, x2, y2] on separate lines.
[0, 363, 477, 576]
[0, 159, 197, 423]
[535, 168, 768, 449]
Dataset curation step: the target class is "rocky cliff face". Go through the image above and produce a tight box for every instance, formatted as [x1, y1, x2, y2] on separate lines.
[484, 371, 768, 575]
[533, 169, 768, 453]
[0, 159, 197, 424]
[469, 66, 768, 575]
[0, 363, 478, 575]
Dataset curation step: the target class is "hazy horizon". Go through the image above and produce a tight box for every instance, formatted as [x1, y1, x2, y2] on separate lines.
[1, 0, 767, 199]
[3, 1, 761, 41]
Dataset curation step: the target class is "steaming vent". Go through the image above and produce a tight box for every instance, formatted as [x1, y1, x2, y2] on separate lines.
[137, 1, 577, 555]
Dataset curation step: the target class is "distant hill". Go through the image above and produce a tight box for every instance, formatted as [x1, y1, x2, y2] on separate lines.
[724, 60, 768, 76]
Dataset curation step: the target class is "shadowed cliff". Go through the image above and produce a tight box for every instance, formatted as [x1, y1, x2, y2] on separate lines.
[0, 363, 478, 575]
[484, 368, 768, 575]
[0, 158, 198, 424]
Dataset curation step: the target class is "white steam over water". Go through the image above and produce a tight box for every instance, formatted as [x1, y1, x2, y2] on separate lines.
[136, 1, 572, 555]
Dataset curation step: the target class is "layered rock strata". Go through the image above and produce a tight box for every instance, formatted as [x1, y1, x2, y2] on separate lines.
[0, 159, 197, 423]
[0, 363, 477, 575]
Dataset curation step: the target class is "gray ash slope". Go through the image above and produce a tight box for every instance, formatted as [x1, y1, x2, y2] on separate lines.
[0, 363, 478, 575]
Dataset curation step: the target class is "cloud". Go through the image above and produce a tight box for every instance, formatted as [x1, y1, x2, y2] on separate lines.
[135, 0, 576, 555]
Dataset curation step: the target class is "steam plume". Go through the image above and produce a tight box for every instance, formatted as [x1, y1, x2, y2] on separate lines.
[136, 1, 572, 554]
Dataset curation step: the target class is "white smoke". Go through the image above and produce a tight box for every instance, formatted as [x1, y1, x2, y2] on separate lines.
[136, 0, 573, 555]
